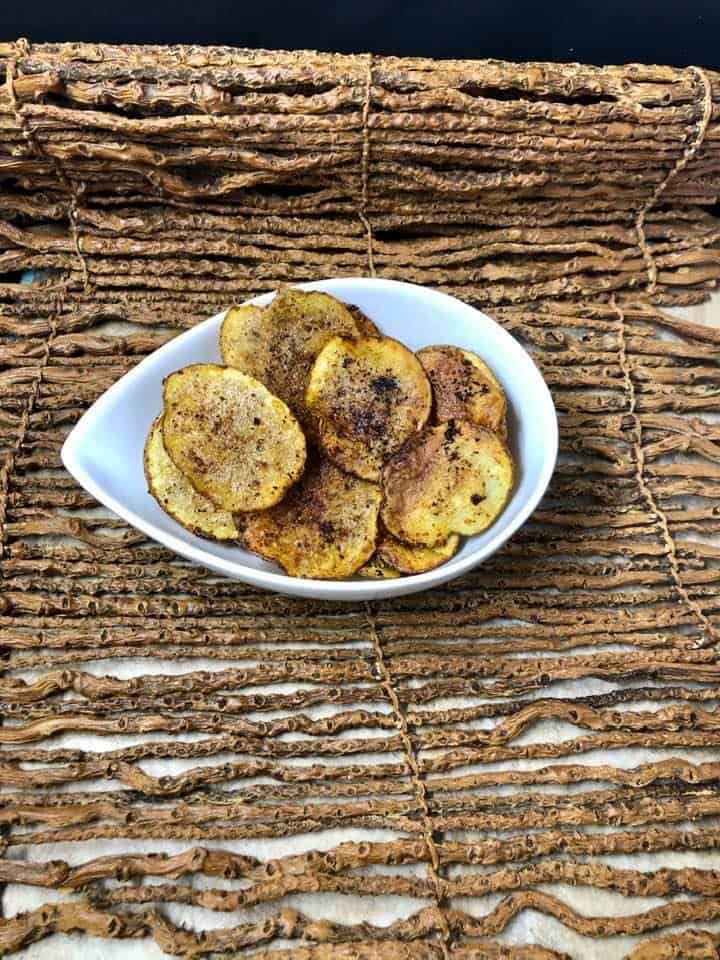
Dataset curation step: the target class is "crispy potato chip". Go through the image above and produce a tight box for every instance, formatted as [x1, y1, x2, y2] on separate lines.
[377, 531, 460, 573]
[220, 290, 384, 433]
[162, 364, 306, 512]
[358, 530, 459, 577]
[265, 289, 368, 429]
[219, 304, 271, 382]
[357, 554, 401, 579]
[306, 336, 432, 481]
[222, 289, 362, 430]
[347, 304, 382, 337]
[244, 457, 381, 579]
[382, 419, 513, 546]
[417, 345, 507, 438]
[144, 418, 240, 541]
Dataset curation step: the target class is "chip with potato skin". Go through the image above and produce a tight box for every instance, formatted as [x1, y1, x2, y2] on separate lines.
[359, 530, 460, 577]
[306, 335, 432, 481]
[347, 304, 382, 337]
[219, 304, 271, 383]
[243, 457, 382, 579]
[144, 417, 240, 541]
[221, 289, 363, 432]
[381, 419, 513, 546]
[357, 554, 401, 579]
[417, 345, 507, 438]
[162, 364, 306, 513]
[377, 530, 460, 573]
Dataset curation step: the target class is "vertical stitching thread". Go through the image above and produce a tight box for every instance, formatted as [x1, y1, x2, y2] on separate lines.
[366, 604, 452, 957]
[612, 295, 716, 648]
[359, 53, 376, 277]
[635, 66, 713, 295]
[7, 45, 92, 291]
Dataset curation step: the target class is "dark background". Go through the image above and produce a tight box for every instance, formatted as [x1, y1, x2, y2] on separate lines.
[1, 0, 719, 69]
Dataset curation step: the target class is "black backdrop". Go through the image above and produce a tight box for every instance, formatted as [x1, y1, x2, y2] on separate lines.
[1, 0, 719, 69]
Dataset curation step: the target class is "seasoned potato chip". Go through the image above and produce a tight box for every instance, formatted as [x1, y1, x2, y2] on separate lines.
[220, 290, 385, 433]
[219, 304, 271, 382]
[144, 418, 240, 541]
[244, 457, 381, 579]
[306, 336, 432, 481]
[221, 289, 361, 429]
[382, 419, 513, 546]
[377, 531, 460, 573]
[347, 304, 382, 337]
[358, 530, 458, 578]
[357, 554, 401, 579]
[265, 289, 368, 429]
[417, 345, 507, 438]
[162, 364, 306, 512]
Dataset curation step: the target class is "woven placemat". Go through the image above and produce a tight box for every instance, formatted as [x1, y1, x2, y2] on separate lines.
[1, 41, 720, 960]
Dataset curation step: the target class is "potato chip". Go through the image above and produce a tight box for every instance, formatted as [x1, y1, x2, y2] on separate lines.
[417, 345, 507, 438]
[162, 364, 306, 512]
[219, 304, 271, 383]
[144, 418, 240, 541]
[377, 531, 460, 573]
[244, 457, 381, 579]
[382, 419, 513, 546]
[306, 336, 432, 481]
[347, 304, 382, 337]
[221, 289, 363, 429]
[357, 555, 401, 579]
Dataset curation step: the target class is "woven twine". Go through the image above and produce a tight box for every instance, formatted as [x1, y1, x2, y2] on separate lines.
[635, 65, 714, 296]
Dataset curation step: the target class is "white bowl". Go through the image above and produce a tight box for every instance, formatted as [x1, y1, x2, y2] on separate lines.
[61, 278, 557, 600]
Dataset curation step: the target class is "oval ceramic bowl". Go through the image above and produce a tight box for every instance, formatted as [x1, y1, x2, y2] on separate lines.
[62, 278, 557, 600]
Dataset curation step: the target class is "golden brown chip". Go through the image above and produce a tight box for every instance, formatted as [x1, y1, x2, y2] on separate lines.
[220, 290, 383, 433]
[381, 419, 513, 546]
[162, 364, 306, 513]
[144, 418, 240, 541]
[265, 289, 369, 429]
[244, 458, 381, 579]
[306, 336, 432, 481]
[377, 531, 460, 574]
[347, 304, 382, 337]
[357, 555, 402, 579]
[417, 345, 507, 438]
[219, 304, 271, 382]
[237, 289, 364, 428]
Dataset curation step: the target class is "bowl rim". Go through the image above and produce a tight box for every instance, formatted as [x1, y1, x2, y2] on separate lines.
[61, 277, 558, 599]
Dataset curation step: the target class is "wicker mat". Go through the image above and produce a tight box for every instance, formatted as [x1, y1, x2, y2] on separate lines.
[2, 41, 720, 960]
